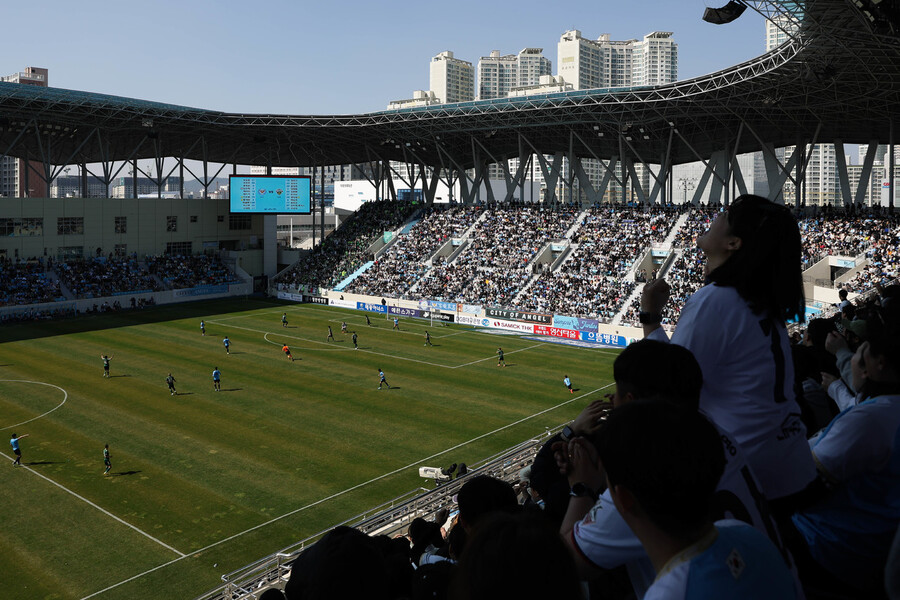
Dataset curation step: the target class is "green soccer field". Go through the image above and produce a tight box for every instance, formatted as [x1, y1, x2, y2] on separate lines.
[0, 298, 618, 600]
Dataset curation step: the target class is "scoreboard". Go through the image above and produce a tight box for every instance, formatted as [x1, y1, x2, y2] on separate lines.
[229, 175, 311, 214]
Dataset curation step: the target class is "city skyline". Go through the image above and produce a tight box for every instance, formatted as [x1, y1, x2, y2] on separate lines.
[3, 0, 766, 115]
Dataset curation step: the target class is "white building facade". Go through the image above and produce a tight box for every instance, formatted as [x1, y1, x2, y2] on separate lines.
[429, 51, 475, 104]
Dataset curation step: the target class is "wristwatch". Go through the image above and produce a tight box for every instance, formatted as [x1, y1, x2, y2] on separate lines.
[560, 424, 577, 441]
[569, 482, 598, 502]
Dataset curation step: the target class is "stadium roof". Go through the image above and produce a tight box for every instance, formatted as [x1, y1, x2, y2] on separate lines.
[0, 0, 898, 173]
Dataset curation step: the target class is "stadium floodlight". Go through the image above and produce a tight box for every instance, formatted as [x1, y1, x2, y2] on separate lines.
[702, 0, 747, 24]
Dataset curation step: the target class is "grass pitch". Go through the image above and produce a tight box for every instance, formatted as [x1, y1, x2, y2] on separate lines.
[0, 298, 618, 600]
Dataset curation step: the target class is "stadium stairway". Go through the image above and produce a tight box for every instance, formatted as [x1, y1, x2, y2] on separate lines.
[399, 219, 419, 235]
[333, 261, 375, 292]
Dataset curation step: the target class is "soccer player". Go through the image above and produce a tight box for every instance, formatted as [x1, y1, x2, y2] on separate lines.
[101, 354, 112, 377]
[223, 336, 230, 354]
[341, 321, 348, 334]
[392, 317, 400, 331]
[212, 367, 221, 391]
[9, 433, 29, 466]
[365, 314, 372, 327]
[103, 444, 112, 475]
[282, 313, 288, 328]
[378, 368, 390, 390]
[497, 347, 506, 367]
[352, 332, 358, 349]
[326, 326, 334, 341]
[564, 375, 573, 394]
[282, 344, 294, 362]
[200, 320, 206, 336]
[424, 331, 432, 346]
[166, 373, 177, 396]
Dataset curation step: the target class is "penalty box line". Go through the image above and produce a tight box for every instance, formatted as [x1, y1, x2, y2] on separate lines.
[207, 318, 541, 370]
[81, 381, 614, 600]
[3, 454, 185, 558]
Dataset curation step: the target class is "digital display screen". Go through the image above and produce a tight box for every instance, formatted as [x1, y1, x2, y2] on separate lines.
[229, 175, 311, 214]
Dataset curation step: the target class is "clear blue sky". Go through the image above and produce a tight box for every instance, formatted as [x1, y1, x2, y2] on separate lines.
[4, 0, 767, 115]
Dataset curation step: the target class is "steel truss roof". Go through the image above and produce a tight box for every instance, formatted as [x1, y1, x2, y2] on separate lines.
[0, 0, 898, 172]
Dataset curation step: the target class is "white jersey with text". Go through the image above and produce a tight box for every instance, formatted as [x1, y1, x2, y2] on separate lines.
[650, 284, 816, 499]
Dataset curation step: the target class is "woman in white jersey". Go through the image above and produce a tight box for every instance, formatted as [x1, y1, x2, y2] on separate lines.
[641, 195, 816, 504]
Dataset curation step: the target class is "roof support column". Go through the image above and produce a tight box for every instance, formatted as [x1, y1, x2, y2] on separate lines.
[856, 142, 879, 206]
[834, 141, 851, 207]
[131, 159, 138, 199]
[890, 121, 895, 212]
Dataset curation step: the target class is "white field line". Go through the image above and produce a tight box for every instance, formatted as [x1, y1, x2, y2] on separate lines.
[0, 380, 68, 430]
[209, 319, 523, 370]
[2, 382, 185, 557]
[80, 381, 614, 600]
[4, 455, 185, 557]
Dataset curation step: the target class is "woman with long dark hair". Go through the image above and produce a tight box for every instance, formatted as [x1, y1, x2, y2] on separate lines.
[640, 195, 816, 502]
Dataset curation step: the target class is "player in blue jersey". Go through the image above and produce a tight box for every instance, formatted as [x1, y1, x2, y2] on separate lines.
[9, 433, 29, 466]
[212, 367, 221, 391]
[222, 337, 230, 354]
[596, 402, 796, 599]
[392, 317, 400, 331]
[564, 375, 573, 394]
[200, 320, 206, 336]
[377, 368, 390, 390]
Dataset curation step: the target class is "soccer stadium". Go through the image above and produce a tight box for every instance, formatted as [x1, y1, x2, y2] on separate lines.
[2, 1, 900, 599]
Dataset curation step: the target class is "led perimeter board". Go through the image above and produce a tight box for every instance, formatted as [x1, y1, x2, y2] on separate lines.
[229, 175, 312, 214]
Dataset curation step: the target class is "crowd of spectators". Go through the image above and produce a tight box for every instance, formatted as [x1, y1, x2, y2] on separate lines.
[346, 206, 483, 297]
[280, 277, 900, 598]
[463, 206, 578, 270]
[277, 200, 418, 291]
[0, 259, 63, 305]
[146, 254, 237, 289]
[841, 216, 900, 292]
[56, 256, 164, 299]
[515, 206, 675, 320]
[615, 208, 713, 327]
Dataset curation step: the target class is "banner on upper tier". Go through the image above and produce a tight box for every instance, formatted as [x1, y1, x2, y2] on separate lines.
[485, 307, 552, 324]
[174, 284, 229, 297]
[552, 315, 599, 333]
[533, 324, 579, 340]
[358, 302, 387, 313]
[277, 292, 304, 302]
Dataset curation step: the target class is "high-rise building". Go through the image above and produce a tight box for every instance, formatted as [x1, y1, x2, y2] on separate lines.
[429, 51, 475, 104]
[0, 67, 49, 198]
[557, 30, 677, 91]
[478, 48, 551, 100]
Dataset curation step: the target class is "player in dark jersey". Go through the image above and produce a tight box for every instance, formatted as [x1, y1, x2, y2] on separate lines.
[166, 373, 177, 395]
[103, 444, 112, 475]
[497, 347, 506, 367]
